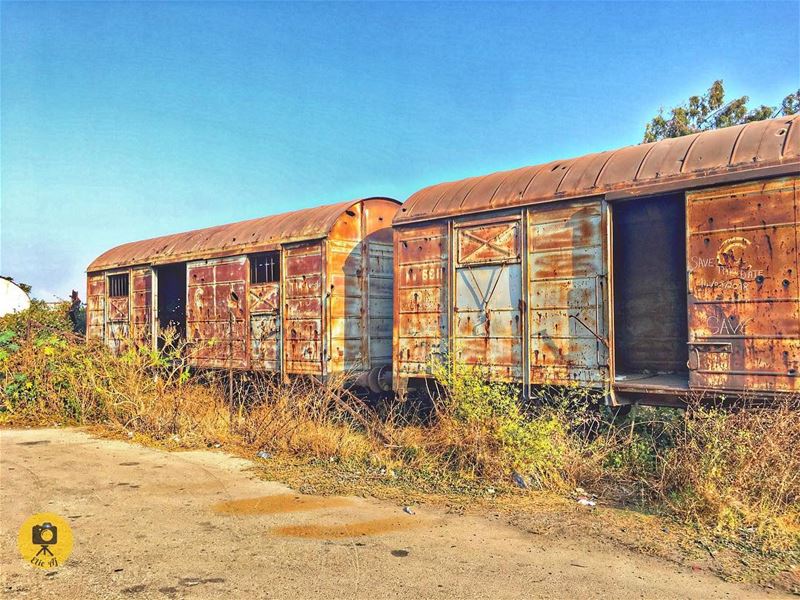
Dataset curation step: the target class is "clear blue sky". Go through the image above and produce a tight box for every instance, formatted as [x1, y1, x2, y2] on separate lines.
[2, 1, 798, 300]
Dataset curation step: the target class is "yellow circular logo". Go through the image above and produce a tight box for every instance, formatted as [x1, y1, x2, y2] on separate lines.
[17, 513, 73, 569]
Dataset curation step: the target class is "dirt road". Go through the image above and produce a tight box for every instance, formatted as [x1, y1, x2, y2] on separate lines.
[0, 428, 783, 599]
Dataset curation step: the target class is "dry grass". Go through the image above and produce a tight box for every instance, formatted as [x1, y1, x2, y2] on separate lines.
[659, 398, 800, 551]
[2, 301, 798, 556]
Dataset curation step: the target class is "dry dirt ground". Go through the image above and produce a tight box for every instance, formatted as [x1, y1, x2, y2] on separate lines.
[0, 428, 788, 599]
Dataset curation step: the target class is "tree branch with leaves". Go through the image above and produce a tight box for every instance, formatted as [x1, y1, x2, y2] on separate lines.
[643, 80, 799, 142]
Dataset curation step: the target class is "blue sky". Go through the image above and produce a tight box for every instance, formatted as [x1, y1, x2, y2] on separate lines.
[2, 1, 798, 300]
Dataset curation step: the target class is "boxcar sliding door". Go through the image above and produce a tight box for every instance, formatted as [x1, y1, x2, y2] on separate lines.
[687, 176, 799, 392]
[248, 273, 281, 373]
[454, 218, 523, 381]
[528, 200, 609, 385]
[106, 271, 130, 353]
[186, 256, 248, 369]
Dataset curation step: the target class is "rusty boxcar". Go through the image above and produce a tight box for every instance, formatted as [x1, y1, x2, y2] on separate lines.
[87, 198, 400, 390]
[393, 115, 800, 405]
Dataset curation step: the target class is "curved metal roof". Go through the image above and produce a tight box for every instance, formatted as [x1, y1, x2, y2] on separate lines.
[88, 197, 399, 271]
[396, 115, 800, 225]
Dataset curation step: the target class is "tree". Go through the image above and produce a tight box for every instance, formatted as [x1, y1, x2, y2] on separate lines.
[643, 80, 800, 143]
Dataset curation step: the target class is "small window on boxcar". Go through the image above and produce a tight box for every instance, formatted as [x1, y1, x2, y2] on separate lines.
[250, 252, 280, 284]
[108, 273, 129, 297]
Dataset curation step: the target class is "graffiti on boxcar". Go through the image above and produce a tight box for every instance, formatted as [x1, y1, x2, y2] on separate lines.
[707, 313, 752, 336]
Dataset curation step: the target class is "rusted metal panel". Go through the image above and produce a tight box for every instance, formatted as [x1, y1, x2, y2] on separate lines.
[88, 282, 105, 347]
[367, 241, 394, 365]
[687, 176, 799, 392]
[394, 224, 449, 379]
[453, 219, 523, 381]
[324, 198, 398, 375]
[250, 313, 280, 369]
[395, 115, 800, 226]
[187, 256, 248, 369]
[328, 236, 365, 371]
[326, 194, 366, 374]
[249, 281, 280, 371]
[88, 198, 400, 272]
[529, 201, 608, 384]
[284, 243, 324, 375]
[86, 274, 105, 341]
[130, 267, 152, 345]
[248, 282, 279, 313]
[108, 296, 129, 322]
[457, 221, 521, 264]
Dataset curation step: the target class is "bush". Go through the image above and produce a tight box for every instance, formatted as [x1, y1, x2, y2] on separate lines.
[427, 360, 566, 487]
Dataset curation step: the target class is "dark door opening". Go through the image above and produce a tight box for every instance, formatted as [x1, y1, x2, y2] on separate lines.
[612, 194, 688, 387]
[156, 263, 187, 343]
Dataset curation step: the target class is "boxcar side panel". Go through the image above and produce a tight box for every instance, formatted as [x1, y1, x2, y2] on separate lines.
[687, 176, 799, 392]
[394, 224, 449, 380]
[283, 242, 324, 375]
[187, 256, 248, 369]
[86, 273, 106, 342]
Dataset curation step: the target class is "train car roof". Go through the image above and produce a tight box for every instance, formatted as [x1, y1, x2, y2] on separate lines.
[88, 197, 400, 272]
[395, 115, 800, 225]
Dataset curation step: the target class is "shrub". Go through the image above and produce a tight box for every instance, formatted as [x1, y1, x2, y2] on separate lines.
[427, 360, 566, 487]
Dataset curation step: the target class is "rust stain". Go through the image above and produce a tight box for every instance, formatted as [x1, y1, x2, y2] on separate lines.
[212, 494, 352, 515]
[271, 517, 417, 539]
